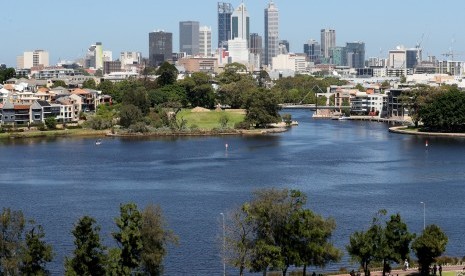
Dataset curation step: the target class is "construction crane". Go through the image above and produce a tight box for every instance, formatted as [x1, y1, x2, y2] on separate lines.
[442, 51, 465, 61]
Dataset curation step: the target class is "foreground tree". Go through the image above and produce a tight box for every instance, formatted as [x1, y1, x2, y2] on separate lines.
[347, 210, 414, 276]
[412, 225, 448, 276]
[0, 208, 26, 274]
[112, 203, 143, 275]
[243, 88, 281, 128]
[140, 204, 178, 275]
[65, 216, 106, 276]
[225, 189, 340, 276]
[21, 224, 53, 275]
[156, 62, 178, 87]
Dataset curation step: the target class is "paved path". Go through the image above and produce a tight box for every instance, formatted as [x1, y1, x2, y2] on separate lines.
[344, 265, 465, 276]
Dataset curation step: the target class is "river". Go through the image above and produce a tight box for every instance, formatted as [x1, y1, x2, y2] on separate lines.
[1, 109, 464, 275]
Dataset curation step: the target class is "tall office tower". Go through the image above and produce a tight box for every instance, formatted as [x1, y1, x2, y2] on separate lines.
[329, 46, 346, 66]
[180, 21, 200, 56]
[406, 48, 421, 69]
[304, 39, 321, 63]
[84, 42, 104, 69]
[320, 29, 336, 59]
[16, 49, 49, 69]
[250, 33, 263, 67]
[231, 3, 250, 46]
[199, 26, 212, 57]
[264, 0, 279, 66]
[249, 33, 263, 56]
[279, 40, 289, 54]
[345, 42, 365, 68]
[149, 31, 173, 67]
[218, 2, 233, 48]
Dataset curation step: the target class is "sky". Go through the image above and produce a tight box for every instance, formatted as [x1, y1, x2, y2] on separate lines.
[2, 0, 465, 67]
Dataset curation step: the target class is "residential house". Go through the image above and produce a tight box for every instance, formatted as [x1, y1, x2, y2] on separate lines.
[30, 100, 52, 124]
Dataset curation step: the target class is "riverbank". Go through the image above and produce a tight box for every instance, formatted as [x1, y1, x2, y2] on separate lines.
[0, 126, 289, 140]
[389, 126, 465, 138]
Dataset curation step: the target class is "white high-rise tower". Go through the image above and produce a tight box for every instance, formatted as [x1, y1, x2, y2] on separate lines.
[321, 29, 336, 59]
[231, 3, 250, 46]
[264, 1, 279, 66]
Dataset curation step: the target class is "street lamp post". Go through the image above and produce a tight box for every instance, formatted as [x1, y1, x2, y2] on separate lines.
[420, 202, 425, 230]
[220, 212, 225, 276]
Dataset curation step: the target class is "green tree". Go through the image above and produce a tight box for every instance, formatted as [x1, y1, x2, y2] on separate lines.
[51, 80, 67, 88]
[282, 114, 292, 126]
[21, 224, 53, 276]
[181, 72, 215, 108]
[216, 76, 256, 108]
[217, 62, 247, 84]
[0, 67, 16, 83]
[418, 88, 465, 132]
[355, 83, 366, 92]
[156, 62, 178, 87]
[0, 208, 26, 275]
[112, 203, 143, 275]
[45, 117, 57, 130]
[148, 84, 187, 107]
[243, 88, 281, 128]
[119, 104, 143, 128]
[412, 225, 448, 276]
[140, 204, 178, 275]
[122, 86, 150, 115]
[347, 211, 414, 276]
[292, 210, 341, 276]
[219, 113, 230, 128]
[97, 80, 117, 102]
[82, 79, 97, 89]
[65, 216, 106, 276]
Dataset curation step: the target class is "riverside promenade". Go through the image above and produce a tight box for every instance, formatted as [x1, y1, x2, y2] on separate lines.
[389, 126, 465, 138]
[339, 265, 465, 276]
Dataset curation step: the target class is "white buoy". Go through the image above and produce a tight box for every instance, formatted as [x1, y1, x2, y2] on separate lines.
[225, 143, 229, 150]
[425, 140, 428, 148]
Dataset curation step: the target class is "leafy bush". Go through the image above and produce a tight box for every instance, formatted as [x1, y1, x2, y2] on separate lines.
[128, 122, 149, 133]
[234, 121, 250, 130]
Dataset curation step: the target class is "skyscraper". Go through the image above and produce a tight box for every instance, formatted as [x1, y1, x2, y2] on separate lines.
[218, 2, 233, 48]
[304, 39, 321, 63]
[250, 33, 263, 68]
[16, 50, 49, 69]
[264, 1, 279, 66]
[279, 40, 289, 54]
[321, 29, 336, 59]
[179, 21, 200, 56]
[231, 3, 250, 46]
[149, 31, 172, 67]
[199, 26, 212, 57]
[345, 42, 365, 68]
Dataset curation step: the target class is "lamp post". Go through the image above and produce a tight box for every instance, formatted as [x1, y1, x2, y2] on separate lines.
[220, 212, 225, 276]
[420, 202, 425, 230]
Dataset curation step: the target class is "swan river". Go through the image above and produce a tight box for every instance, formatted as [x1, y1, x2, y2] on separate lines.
[1, 109, 465, 275]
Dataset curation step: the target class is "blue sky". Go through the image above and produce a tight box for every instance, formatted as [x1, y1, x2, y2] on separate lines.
[2, 0, 464, 67]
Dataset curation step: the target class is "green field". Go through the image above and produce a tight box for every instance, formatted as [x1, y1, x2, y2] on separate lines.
[177, 109, 245, 130]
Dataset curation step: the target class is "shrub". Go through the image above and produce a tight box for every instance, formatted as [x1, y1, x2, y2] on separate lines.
[234, 121, 250, 130]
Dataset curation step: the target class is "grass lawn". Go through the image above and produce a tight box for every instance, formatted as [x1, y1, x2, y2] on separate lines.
[177, 109, 245, 130]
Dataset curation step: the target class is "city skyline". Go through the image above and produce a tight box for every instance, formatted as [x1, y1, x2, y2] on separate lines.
[1, 0, 464, 66]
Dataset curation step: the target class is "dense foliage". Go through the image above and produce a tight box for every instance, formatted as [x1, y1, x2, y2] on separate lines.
[418, 87, 465, 132]
[412, 225, 448, 276]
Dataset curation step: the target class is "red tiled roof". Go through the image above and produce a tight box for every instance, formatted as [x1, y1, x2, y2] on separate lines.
[14, 105, 30, 110]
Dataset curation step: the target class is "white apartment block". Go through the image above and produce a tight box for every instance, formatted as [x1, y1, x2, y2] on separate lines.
[120, 52, 142, 66]
[272, 54, 308, 73]
[17, 50, 49, 69]
[199, 26, 212, 57]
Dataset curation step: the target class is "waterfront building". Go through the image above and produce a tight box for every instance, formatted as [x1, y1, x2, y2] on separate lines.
[218, 2, 234, 48]
[304, 39, 321, 63]
[149, 31, 173, 67]
[321, 29, 336, 60]
[231, 3, 250, 47]
[179, 21, 200, 56]
[16, 50, 49, 69]
[199, 26, 212, 57]
[264, 0, 279, 66]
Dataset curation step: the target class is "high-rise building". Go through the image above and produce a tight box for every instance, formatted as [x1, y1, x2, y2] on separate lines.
[304, 39, 321, 63]
[199, 26, 212, 57]
[120, 52, 142, 66]
[345, 42, 365, 68]
[279, 40, 289, 54]
[180, 21, 200, 56]
[329, 46, 346, 66]
[84, 42, 104, 69]
[249, 33, 263, 56]
[16, 50, 49, 69]
[218, 2, 233, 48]
[149, 31, 173, 67]
[264, 1, 279, 66]
[321, 29, 336, 59]
[231, 3, 250, 46]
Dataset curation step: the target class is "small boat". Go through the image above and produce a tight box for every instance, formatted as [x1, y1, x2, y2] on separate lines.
[338, 116, 350, 120]
[95, 139, 102, 145]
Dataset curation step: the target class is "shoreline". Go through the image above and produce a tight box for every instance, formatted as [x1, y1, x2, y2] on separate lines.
[0, 127, 289, 140]
[389, 126, 465, 138]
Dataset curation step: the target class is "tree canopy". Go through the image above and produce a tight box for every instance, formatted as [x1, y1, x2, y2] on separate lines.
[412, 224, 448, 276]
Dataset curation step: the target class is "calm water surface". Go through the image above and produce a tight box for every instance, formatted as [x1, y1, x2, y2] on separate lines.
[1, 109, 465, 275]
